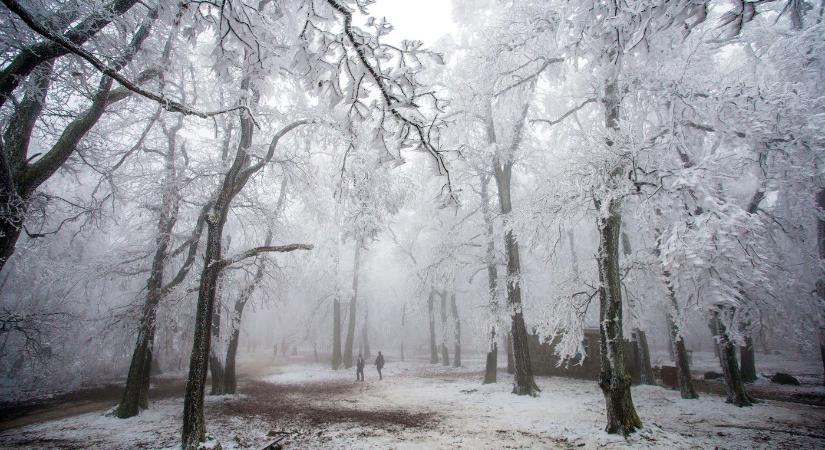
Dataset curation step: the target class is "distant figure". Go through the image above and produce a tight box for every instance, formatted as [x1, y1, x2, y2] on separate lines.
[375, 351, 385, 380]
[356, 353, 365, 381]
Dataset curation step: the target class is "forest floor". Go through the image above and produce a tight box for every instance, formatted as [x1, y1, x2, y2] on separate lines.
[0, 358, 824, 449]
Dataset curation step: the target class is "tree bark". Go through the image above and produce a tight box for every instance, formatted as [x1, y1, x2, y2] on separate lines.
[817, 189, 825, 386]
[494, 160, 538, 396]
[709, 307, 755, 407]
[180, 70, 312, 448]
[739, 335, 757, 383]
[667, 314, 698, 399]
[595, 198, 642, 435]
[505, 332, 514, 374]
[632, 329, 655, 385]
[399, 303, 405, 362]
[484, 341, 498, 384]
[441, 343, 450, 366]
[343, 240, 360, 369]
[332, 299, 342, 369]
[428, 290, 438, 364]
[115, 114, 182, 419]
[479, 172, 499, 382]
[450, 292, 461, 367]
[209, 292, 226, 396]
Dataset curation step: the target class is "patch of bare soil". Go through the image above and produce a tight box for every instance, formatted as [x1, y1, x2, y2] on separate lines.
[693, 379, 825, 407]
[215, 380, 438, 430]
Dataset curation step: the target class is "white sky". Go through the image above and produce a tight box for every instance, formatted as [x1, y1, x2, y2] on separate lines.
[364, 0, 457, 45]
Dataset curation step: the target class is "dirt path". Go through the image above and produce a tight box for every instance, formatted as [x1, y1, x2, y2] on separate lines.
[0, 379, 186, 432]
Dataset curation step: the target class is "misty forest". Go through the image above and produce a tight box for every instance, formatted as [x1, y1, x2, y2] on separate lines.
[0, 0, 824, 449]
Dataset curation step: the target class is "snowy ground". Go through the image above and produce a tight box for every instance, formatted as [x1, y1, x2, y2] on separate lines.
[1, 361, 823, 449]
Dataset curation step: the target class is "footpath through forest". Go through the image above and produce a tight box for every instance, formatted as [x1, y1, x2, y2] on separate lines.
[1, 358, 824, 449]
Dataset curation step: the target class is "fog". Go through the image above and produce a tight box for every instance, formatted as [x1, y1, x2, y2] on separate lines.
[0, 0, 823, 449]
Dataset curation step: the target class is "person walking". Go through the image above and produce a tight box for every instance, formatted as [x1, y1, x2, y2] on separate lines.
[374, 351, 385, 380]
[356, 353, 365, 381]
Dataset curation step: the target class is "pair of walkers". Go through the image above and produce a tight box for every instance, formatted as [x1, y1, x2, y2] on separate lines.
[355, 351, 385, 381]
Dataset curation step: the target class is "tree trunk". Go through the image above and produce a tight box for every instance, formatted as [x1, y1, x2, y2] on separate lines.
[450, 293, 461, 367]
[362, 306, 371, 360]
[115, 112, 181, 419]
[632, 329, 655, 385]
[739, 336, 757, 383]
[332, 298, 342, 369]
[505, 332, 514, 374]
[479, 172, 499, 383]
[209, 294, 226, 396]
[483, 340, 498, 384]
[709, 307, 755, 407]
[223, 326, 240, 395]
[816, 189, 825, 386]
[441, 343, 450, 366]
[667, 314, 698, 399]
[495, 161, 538, 396]
[596, 199, 642, 435]
[343, 240, 360, 369]
[428, 290, 438, 364]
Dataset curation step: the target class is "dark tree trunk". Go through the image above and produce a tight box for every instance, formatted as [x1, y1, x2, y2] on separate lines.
[595, 198, 642, 435]
[209, 296, 225, 396]
[484, 340, 498, 384]
[115, 110, 182, 419]
[667, 314, 698, 399]
[450, 293, 461, 367]
[816, 189, 825, 386]
[332, 299, 342, 369]
[343, 240, 360, 369]
[479, 172, 499, 383]
[505, 332, 514, 374]
[428, 290, 438, 364]
[632, 329, 655, 385]
[223, 326, 240, 395]
[362, 307, 371, 359]
[709, 307, 755, 407]
[739, 336, 757, 383]
[495, 160, 538, 396]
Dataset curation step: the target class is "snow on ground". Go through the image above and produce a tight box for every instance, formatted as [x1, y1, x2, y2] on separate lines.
[1, 361, 823, 449]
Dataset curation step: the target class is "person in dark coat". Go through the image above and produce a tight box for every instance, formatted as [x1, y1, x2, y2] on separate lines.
[356, 353, 365, 381]
[374, 351, 385, 380]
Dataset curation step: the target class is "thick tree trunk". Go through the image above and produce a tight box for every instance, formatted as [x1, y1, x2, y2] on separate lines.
[739, 336, 757, 383]
[667, 314, 698, 399]
[632, 329, 655, 385]
[709, 307, 755, 407]
[181, 224, 225, 449]
[816, 189, 825, 386]
[450, 293, 461, 367]
[505, 332, 514, 374]
[495, 161, 538, 396]
[209, 297, 225, 396]
[484, 339, 498, 384]
[332, 299, 342, 369]
[479, 172, 499, 383]
[441, 343, 450, 366]
[116, 113, 180, 419]
[596, 199, 642, 435]
[343, 240, 360, 369]
[223, 326, 240, 395]
[428, 290, 438, 364]
[362, 307, 371, 359]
